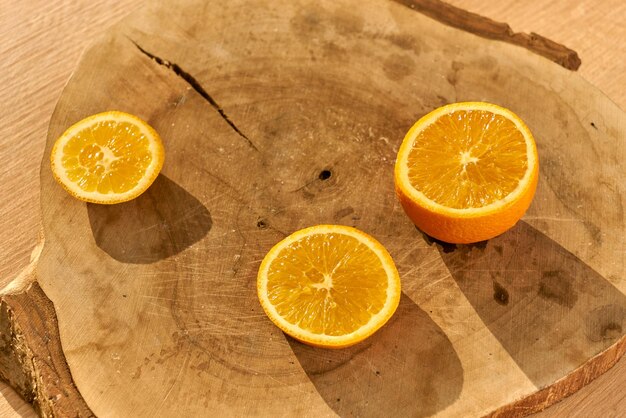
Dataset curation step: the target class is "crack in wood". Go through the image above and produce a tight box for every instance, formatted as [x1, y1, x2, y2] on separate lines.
[130, 39, 259, 151]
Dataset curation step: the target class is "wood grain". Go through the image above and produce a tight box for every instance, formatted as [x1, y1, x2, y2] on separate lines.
[1, 0, 624, 417]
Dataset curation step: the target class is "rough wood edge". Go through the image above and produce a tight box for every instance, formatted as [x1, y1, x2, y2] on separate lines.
[392, 0, 582, 70]
[487, 336, 626, 417]
[0, 280, 94, 417]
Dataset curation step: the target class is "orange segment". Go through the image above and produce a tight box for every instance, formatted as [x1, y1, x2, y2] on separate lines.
[257, 225, 401, 348]
[50, 111, 165, 204]
[395, 102, 539, 243]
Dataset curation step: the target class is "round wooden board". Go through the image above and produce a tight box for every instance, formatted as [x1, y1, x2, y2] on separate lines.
[4, 0, 626, 416]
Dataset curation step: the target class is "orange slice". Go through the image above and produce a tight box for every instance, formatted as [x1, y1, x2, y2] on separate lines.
[394, 102, 539, 244]
[257, 225, 401, 348]
[50, 111, 165, 204]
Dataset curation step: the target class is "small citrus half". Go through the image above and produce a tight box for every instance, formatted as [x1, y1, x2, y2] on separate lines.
[394, 102, 539, 243]
[257, 225, 401, 348]
[50, 111, 164, 204]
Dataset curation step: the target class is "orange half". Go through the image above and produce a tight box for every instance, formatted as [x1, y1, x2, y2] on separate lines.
[50, 111, 164, 204]
[394, 102, 539, 243]
[257, 225, 401, 348]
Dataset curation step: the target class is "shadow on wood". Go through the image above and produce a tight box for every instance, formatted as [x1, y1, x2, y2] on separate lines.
[288, 293, 463, 417]
[429, 221, 626, 387]
[87, 175, 212, 263]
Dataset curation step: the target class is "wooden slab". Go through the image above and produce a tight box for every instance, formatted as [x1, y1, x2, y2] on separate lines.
[1, 0, 625, 416]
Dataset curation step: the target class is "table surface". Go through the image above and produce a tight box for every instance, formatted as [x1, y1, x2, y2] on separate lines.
[1, 1, 624, 417]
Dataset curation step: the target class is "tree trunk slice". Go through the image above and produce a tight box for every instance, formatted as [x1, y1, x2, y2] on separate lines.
[2, 0, 624, 416]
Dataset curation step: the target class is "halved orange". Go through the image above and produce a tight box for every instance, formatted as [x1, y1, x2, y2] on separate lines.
[394, 102, 539, 244]
[50, 111, 165, 204]
[257, 225, 401, 348]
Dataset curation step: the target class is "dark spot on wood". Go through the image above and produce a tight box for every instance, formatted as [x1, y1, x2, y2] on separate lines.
[385, 33, 422, 54]
[436, 95, 448, 106]
[330, 10, 364, 35]
[256, 219, 268, 229]
[319, 170, 332, 180]
[590, 122, 597, 129]
[290, 7, 326, 41]
[122, 294, 127, 298]
[382, 53, 416, 81]
[475, 56, 496, 71]
[602, 323, 622, 339]
[538, 270, 578, 308]
[334, 207, 354, 220]
[446, 61, 464, 86]
[493, 281, 509, 306]
[336, 398, 341, 402]
[375, 370, 381, 376]
[584, 220, 602, 244]
[196, 361, 210, 372]
[262, 113, 289, 138]
[323, 41, 347, 59]
[585, 305, 626, 342]
[493, 245, 503, 255]
[550, 108, 570, 131]
[131, 365, 142, 380]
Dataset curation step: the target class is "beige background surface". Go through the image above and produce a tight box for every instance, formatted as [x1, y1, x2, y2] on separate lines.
[1, 0, 624, 416]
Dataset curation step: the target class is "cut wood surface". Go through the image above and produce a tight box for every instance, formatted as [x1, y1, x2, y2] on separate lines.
[1, 0, 625, 417]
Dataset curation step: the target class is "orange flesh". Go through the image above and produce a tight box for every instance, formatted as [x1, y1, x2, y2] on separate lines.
[266, 233, 388, 336]
[61, 121, 153, 194]
[407, 110, 528, 209]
